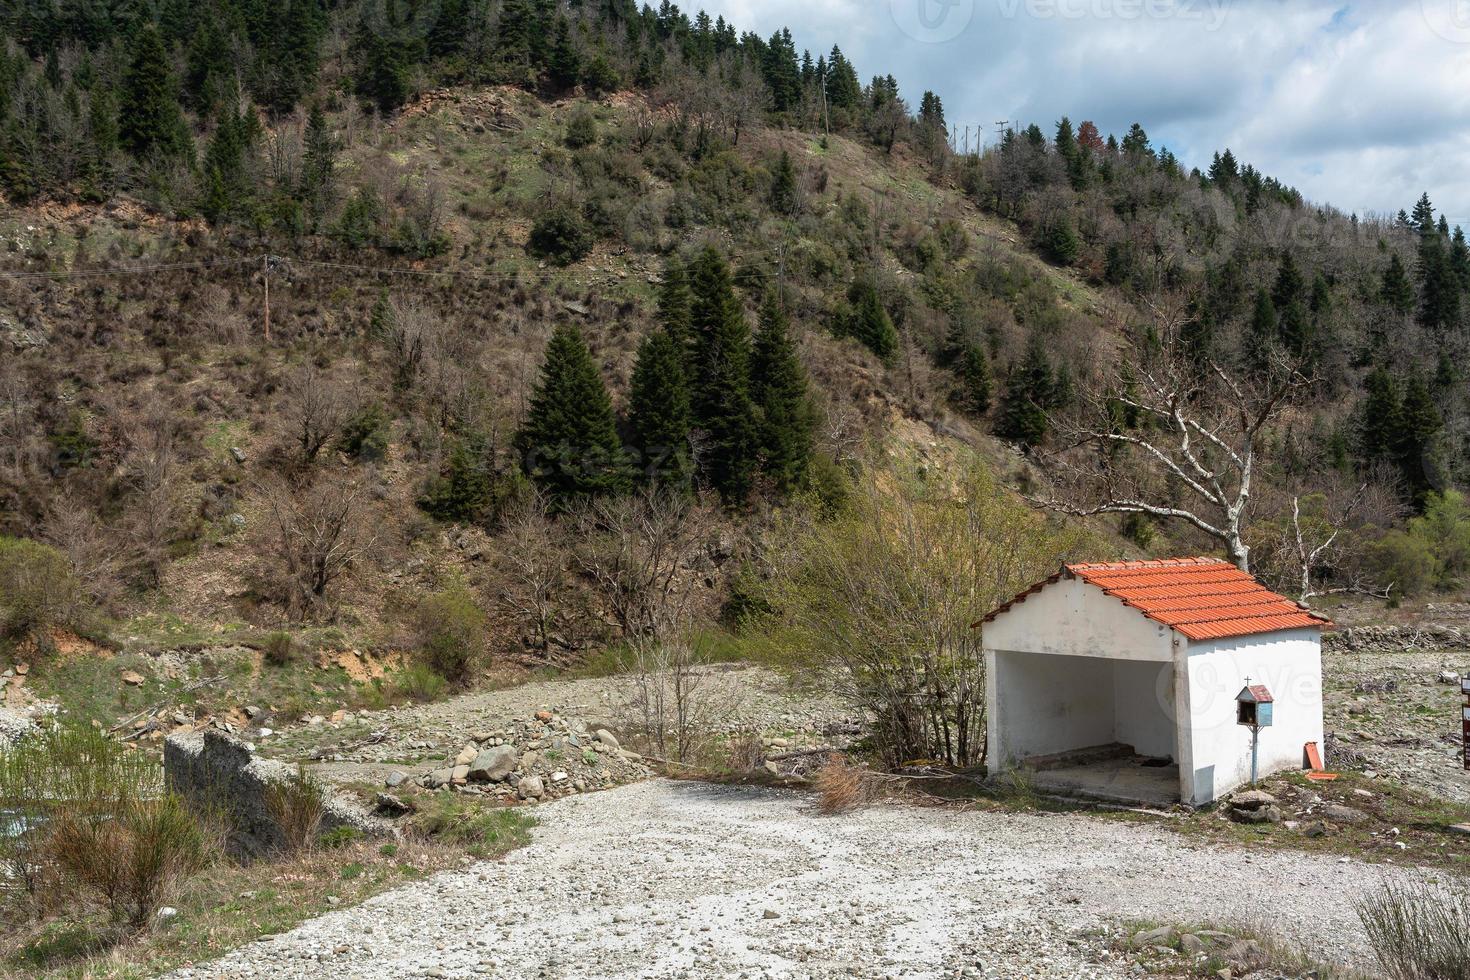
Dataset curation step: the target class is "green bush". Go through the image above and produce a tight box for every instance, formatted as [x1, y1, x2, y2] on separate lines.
[0, 536, 87, 639]
[1366, 490, 1470, 596]
[263, 764, 325, 857]
[394, 662, 447, 703]
[527, 203, 594, 266]
[320, 826, 363, 850]
[2, 723, 218, 931]
[261, 631, 299, 668]
[564, 110, 597, 149]
[339, 402, 390, 461]
[415, 584, 489, 684]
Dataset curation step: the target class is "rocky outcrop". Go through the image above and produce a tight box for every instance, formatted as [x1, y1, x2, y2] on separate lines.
[164, 729, 391, 858]
[1325, 625, 1468, 653]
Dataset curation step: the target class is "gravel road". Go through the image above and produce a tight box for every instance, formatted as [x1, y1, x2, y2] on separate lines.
[170, 780, 1418, 980]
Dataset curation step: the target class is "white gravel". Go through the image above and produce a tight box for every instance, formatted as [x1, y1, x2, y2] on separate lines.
[169, 780, 1424, 980]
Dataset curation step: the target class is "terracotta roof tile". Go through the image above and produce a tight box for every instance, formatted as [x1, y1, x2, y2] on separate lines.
[980, 557, 1333, 641]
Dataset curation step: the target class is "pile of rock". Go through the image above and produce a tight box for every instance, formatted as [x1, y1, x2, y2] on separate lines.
[0, 707, 35, 748]
[1326, 624, 1468, 653]
[410, 711, 650, 804]
[1226, 789, 1282, 825]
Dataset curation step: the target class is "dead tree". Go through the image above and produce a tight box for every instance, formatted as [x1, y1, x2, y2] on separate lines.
[1252, 470, 1402, 602]
[1038, 298, 1314, 572]
[257, 474, 374, 620]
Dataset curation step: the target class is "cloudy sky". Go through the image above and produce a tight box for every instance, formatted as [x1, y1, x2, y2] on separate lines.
[696, 0, 1470, 228]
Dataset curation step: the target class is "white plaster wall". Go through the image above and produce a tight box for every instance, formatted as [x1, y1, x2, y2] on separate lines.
[989, 650, 1115, 764]
[982, 577, 1174, 663]
[1112, 660, 1175, 759]
[988, 652, 1178, 766]
[1180, 629, 1324, 805]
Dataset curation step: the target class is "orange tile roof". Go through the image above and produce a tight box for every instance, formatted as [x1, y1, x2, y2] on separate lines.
[980, 557, 1333, 642]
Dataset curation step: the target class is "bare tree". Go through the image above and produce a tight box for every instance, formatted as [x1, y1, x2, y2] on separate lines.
[1039, 297, 1314, 572]
[121, 414, 185, 587]
[284, 364, 348, 467]
[42, 499, 123, 608]
[573, 490, 719, 648]
[1252, 470, 1402, 602]
[257, 474, 374, 620]
[494, 496, 575, 657]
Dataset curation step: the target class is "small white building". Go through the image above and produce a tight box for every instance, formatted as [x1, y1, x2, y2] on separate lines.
[981, 558, 1330, 806]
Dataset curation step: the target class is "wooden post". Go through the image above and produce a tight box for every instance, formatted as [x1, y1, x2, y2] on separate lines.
[1462, 676, 1469, 771]
[262, 254, 271, 343]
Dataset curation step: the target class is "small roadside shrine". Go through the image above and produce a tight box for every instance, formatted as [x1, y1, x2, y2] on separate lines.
[979, 558, 1332, 806]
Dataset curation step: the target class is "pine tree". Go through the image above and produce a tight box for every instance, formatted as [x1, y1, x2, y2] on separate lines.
[419, 433, 494, 524]
[1398, 373, 1444, 508]
[688, 248, 758, 504]
[1358, 367, 1402, 467]
[1418, 233, 1461, 331]
[120, 25, 191, 162]
[769, 150, 798, 216]
[750, 294, 814, 493]
[1247, 288, 1278, 373]
[996, 340, 1055, 448]
[300, 102, 337, 229]
[957, 343, 993, 415]
[1054, 116, 1076, 161]
[514, 324, 628, 503]
[1278, 298, 1312, 362]
[1412, 192, 1436, 234]
[627, 329, 692, 490]
[547, 17, 582, 91]
[658, 259, 694, 368]
[1271, 251, 1305, 311]
[1381, 253, 1415, 314]
[845, 279, 898, 364]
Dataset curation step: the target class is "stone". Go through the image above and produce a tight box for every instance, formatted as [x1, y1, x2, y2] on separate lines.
[468, 746, 518, 783]
[375, 793, 412, 817]
[451, 765, 470, 784]
[1323, 804, 1368, 824]
[1447, 823, 1470, 836]
[385, 771, 407, 788]
[518, 775, 545, 799]
[424, 768, 453, 789]
[1230, 805, 1282, 825]
[1130, 926, 1177, 948]
[535, 710, 553, 722]
[1180, 933, 1207, 957]
[454, 746, 478, 767]
[762, 909, 780, 920]
[519, 750, 540, 771]
[121, 670, 145, 686]
[229, 446, 247, 464]
[596, 729, 620, 749]
[244, 705, 262, 719]
[1438, 670, 1461, 685]
[1229, 790, 1278, 810]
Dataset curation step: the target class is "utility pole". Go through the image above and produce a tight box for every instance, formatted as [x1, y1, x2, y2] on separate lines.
[995, 120, 1010, 146]
[963, 125, 969, 156]
[262, 254, 271, 343]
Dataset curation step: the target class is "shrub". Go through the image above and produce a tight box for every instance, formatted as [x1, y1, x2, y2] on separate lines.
[261, 631, 299, 668]
[1357, 880, 1470, 980]
[814, 754, 880, 815]
[2, 723, 217, 932]
[0, 536, 87, 639]
[320, 826, 363, 850]
[582, 54, 620, 95]
[338, 402, 391, 461]
[263, 765, 325, 856]
[564, 110, 597, 149]
[394, 662, 447, 703]
[415, 584, 489, 684]
[527, 203, 594, 266]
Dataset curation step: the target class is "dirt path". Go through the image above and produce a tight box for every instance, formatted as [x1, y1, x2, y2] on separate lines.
[169, 780, 1416, 980]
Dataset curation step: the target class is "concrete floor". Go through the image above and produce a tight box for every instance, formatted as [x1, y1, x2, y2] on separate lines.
[1029, 757, 1181, 807]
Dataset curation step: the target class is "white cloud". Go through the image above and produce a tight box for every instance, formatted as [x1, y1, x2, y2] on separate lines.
[695, 0, 1470, 226]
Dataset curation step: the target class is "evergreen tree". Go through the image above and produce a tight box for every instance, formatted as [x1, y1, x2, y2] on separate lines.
[658, 259, 694, 368]
[844, 279, 899, 364]
[1054, 116, 1076, 161]
[688, 248, 758, 504]
[750, 294, 814, 493]
[547, 17, 582, 91]
[957, 343, 993, 415]
[1044, 216, 1080, 265]
[419, 433, 493, 524]
[1381, 253, 1415, 314]
[514, 324, 628, 503]
[199, 108, 255, 222]
[1271, 251, 1305, 312]
[1358, 367, 1403, 467]
[1411, 192, 1436, 234]
[1278, 298, 1312, 362]
[1398, 373, 1444, 508]
[918, 91, 945, 130]
[1247, 288, 1278, 373]
[996, 337, 1057, 448]
[1418, 233, 1461, 331]
[769, 149, 798, 216]
[824, 45, 861, 112]
[120, 25, 191, 162]
[627, 329, 692, 489]
[1452, 227, 1470, 291]
[300, 102, 337, 229]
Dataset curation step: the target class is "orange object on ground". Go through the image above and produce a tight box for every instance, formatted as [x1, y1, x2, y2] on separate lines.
[1306, 772, 1340, 782]
[1305, 741, 1325, 772]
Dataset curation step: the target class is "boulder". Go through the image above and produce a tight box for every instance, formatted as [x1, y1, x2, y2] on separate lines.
[1229, 789, 1278, 810]
[1323, 803, 1369, 824]
[595, 729, 620, 749]
[468, 745, 518, 783]
[1230, 805, 1282, 825]
[518, 775, 545, 799]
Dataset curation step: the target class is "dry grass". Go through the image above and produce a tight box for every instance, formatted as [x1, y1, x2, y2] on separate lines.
[814, 753, 882, 815]
[725, 733, 765, 773]
[1356, 880, 1470, 980]
[263, 765, 326, 857]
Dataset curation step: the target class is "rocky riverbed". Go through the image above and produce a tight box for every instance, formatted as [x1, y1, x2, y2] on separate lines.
[167, 780, 1423, 980]
[1323, 647, 1470, 804]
